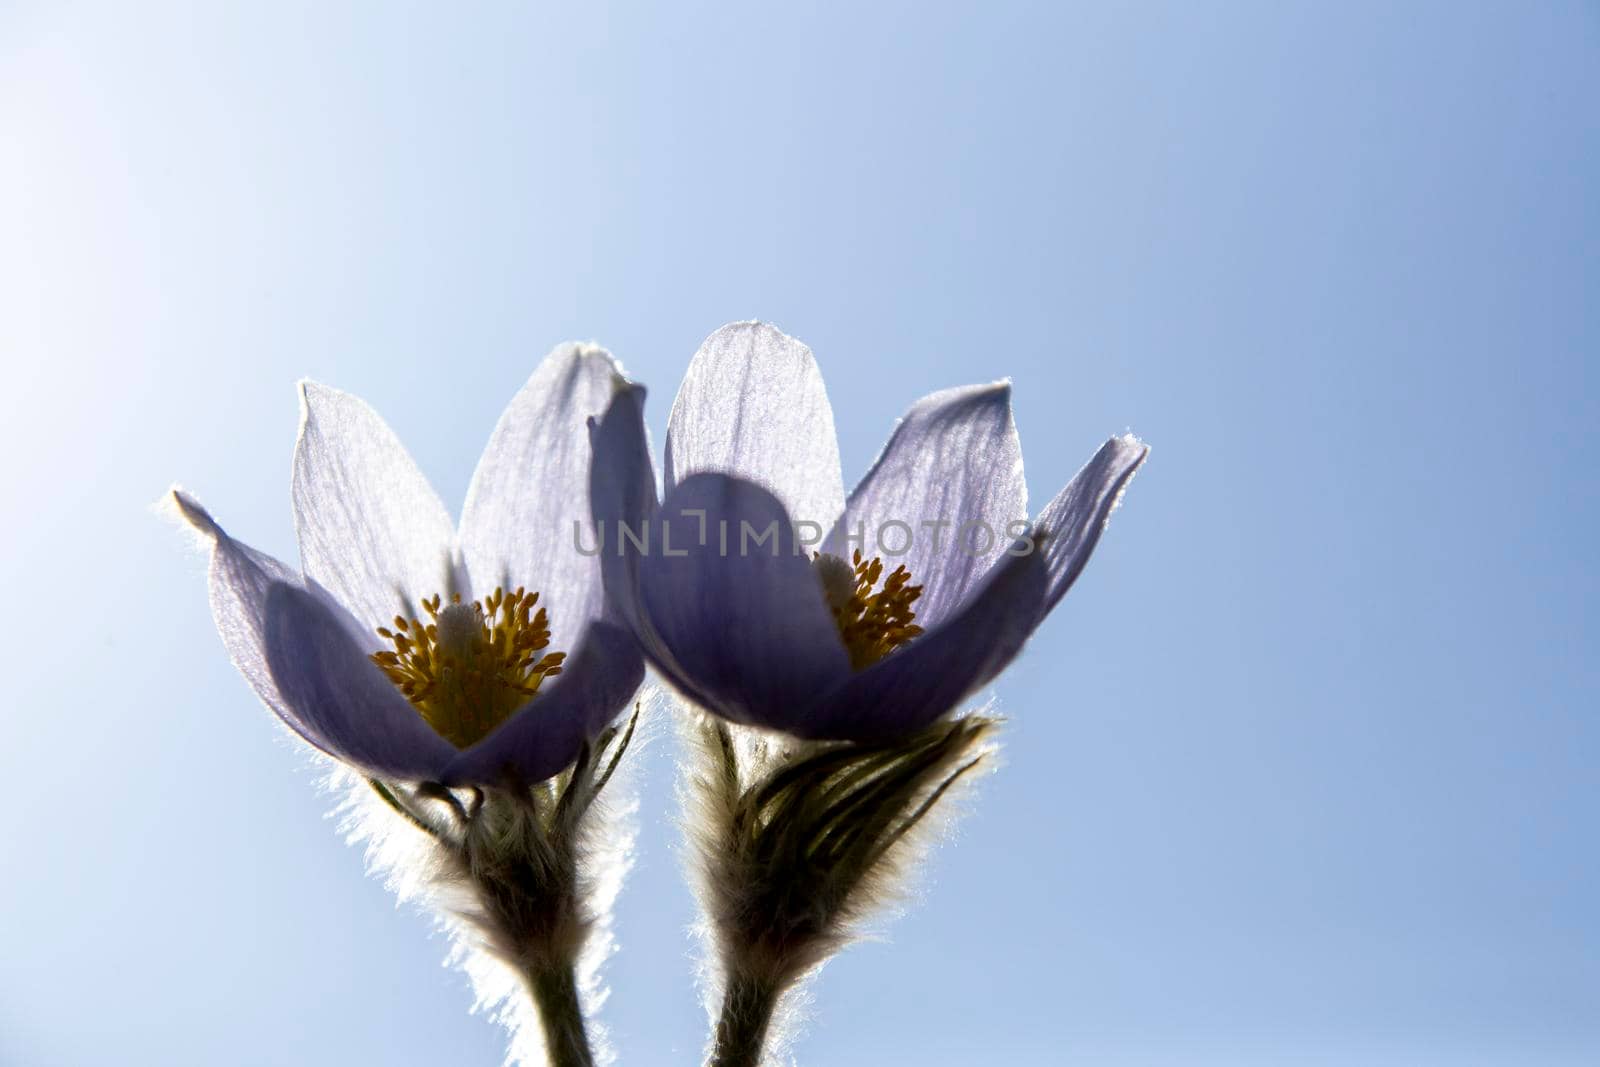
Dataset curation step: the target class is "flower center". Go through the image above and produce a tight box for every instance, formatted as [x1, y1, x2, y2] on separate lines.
[813, 550, 924, 671]
[370, 587, 567, 749]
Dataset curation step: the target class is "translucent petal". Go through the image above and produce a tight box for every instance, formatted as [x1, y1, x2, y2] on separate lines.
[172, 489, 336, 757]
[826, 382, 1026, 627]
[1031, 434, 1149, 622]
[664, 321, 845, 530]
[460, 344, 632, 651]
[292, 382, 460, 631]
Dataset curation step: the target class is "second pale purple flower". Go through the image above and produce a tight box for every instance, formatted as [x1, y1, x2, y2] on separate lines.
[589, 321, 1147, 742]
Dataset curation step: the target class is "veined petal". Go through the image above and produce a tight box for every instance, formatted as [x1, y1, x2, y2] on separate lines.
[1031, 435, 1148, 624]
[171, 489, 336, 757]
[460, 344, 631, 652]
[589, 388, 727, 711]
[826, 382, 1027, 627]
[664, 322, 845, 530]
[805, 542, 1048, 740]
[440, 621, 644, 786]
[639, 473, 851, 730]
[292, 382, 460, 632]
[263, 582, 459, 780]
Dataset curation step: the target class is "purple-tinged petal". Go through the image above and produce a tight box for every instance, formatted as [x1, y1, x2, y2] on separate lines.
[826, 382, 1026, 628]
[440, 621, 644, 786]
[664, 322, 845, 530]
[587, 384, 725, 713]
[639, 473, 851, 731]
[292, 382, 460, 632]
[803, 543, 1047, 741]
[460, 344, 631, 652]
[171, 489, 336, 758]
[263, 582, 458, 780]
[587, 383, 657, 631]
[589, 385, 729, 713]
[1032, 434, 1149, 624]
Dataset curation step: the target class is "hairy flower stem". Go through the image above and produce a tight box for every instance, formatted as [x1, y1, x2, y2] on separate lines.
[529, 963, 594, 1067]
[689, 714, 995, 1066]
[708, 971, 779, 1067]
[367, 707, 640, 1067]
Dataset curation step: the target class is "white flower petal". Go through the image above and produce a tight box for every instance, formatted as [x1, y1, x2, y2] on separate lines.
[664, 321, 845, 530]
[292, 382, 460, 631]
[459, 344, 630, 652]
[826, 382, 1027, 628]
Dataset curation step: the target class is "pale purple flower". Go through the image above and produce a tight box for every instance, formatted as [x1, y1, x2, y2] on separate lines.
[175, 344, 645, 785]
[590, 321, 1146, 742]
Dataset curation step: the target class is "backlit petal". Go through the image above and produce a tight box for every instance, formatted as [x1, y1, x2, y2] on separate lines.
[664, 321, 845, 529]
[460, 344, 633, 651]
[292, 382, 460, 632]
[172, 489, 336, 757]
[263, 582, 459, 780]
[827, 382, 1026, 627]
[638, 472, 851, 729]
[440, 621, 644, 786]
[804, 542, 1047, 740]
[1032, 434, 1149, 623]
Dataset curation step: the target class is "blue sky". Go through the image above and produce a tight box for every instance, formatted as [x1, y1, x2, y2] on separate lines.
[2, 2, 1596, 1064]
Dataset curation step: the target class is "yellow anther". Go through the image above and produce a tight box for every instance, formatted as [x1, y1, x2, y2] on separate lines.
[369, 585, 567, 749]
[814, 549, 925, 671]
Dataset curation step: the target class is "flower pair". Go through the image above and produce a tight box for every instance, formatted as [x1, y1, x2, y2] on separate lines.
[174, 322, 1144, 1065]
[179, 323, 1142, 786]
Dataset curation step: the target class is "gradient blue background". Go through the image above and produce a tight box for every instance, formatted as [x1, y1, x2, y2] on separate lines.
[3, 3, 1595, 1064]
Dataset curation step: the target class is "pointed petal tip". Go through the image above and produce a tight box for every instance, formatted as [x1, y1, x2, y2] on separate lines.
[294, 379, 342, 436]
[165, 486, 221, 539]
[1083, 434, 1150, 524]
[296, 379, 359, 418]
[1112, 432, 1152, 472]
[935, 379, 1013, 405]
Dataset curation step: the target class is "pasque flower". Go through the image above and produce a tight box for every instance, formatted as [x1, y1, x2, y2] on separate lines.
[589, 320, 1146, 742]
[173, 343, 648, 1067]
[174, 344, 644, 785]
[589, 321, 1146, 1067]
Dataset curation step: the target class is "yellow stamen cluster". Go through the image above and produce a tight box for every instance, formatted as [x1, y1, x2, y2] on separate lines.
[814, 550, 925, 671]
[370, 588, 567, 750]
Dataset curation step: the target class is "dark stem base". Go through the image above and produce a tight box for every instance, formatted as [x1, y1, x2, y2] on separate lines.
[708, 972, 781, 1067]
[529, 963, 594, 1067]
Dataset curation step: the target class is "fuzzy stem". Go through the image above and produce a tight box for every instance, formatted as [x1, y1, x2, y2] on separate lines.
[708, 971, 780, 1067]
[528, 962, 594, 1067]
